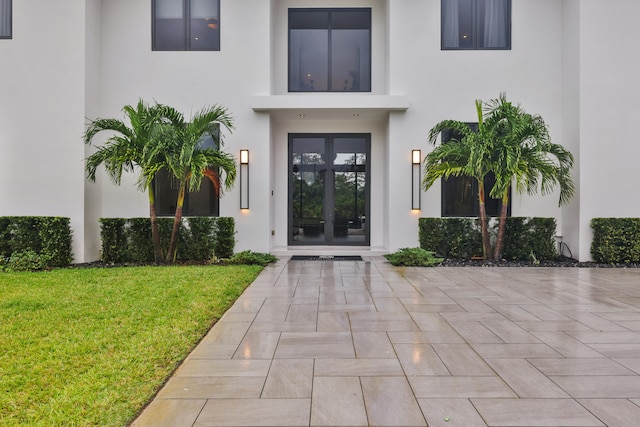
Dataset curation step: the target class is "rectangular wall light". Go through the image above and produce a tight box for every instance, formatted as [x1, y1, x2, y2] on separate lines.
[240, 149, 249, 209]
[412, 149, 421, 210]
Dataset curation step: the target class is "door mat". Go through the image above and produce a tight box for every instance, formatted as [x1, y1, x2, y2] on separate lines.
[290, 255, 363, 261]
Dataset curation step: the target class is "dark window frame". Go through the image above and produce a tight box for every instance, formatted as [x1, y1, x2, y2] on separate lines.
[153, 168, 221, 217]
[152, 0, 220, 51]
[440, 124, 511, 218]
[441, 0, 511, 50]
[0, 0, 11, 40]
[153, 132, 221, 217]
[288, 7, 372, 93]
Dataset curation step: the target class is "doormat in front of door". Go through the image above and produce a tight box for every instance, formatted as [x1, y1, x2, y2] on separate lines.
[290, 255, 363, 261]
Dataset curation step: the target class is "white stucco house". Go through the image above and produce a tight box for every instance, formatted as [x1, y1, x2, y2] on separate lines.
[1, 0, 639, 263]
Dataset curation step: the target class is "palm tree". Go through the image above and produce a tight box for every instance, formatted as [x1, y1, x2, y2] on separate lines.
[157, 105, 237, 263]
[424, 100, 497, 259]
[484, 95, 575, 259]
[84, 100, 170, 263]
[423, 94, 575, 261]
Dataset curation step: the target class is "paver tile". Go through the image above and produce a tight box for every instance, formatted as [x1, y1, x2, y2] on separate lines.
[194, 399, 310, 427]
[131, 261, 640, 427]
[311, 377, 368, 426]
[471, 398, 604, 426]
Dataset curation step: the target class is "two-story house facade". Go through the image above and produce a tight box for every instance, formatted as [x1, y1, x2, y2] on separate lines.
[1, 0, 639, 263]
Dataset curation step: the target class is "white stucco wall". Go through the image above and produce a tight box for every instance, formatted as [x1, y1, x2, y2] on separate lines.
[0, 0, 87, 261]
[574, 0, 640, 261]
[83, 0, 103, 261]
[560, 0, 582, 260]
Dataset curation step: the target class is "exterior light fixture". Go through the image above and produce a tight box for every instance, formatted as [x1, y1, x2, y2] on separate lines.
[412, 149, 421, 210]
[240, 149, 249, 209]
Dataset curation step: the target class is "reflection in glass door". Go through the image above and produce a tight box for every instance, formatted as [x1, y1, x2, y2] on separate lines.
[289, 134, 370, 246]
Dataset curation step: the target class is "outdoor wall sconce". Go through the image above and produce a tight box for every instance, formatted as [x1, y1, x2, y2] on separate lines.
[412, 149, 421, 210]
[240, 149, 249, 209]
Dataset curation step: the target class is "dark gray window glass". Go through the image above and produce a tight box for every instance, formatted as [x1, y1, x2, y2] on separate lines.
[153, 0, 220, 51]
[442, 0, 510, 50]
[0, 0, 11, 39]
[289, 8, 371, 92]
[154, 169, 220, 216]
[154, 134, 220, 216]
[441, 124, 510, 217]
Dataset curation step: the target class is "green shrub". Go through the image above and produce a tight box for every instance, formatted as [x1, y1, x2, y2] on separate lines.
[10, 217, 41, 253]
[6, 250, 50, 272]
[419, 217, 482, 258]
[222, 250, 278, 266]
[420, 217, 557, 261]
[384, 247, 444, 267]
[591, 218, 640, 263]
[99, 216, 230, 263]
[183, 217, 216, 261]
[0, 217, 11, 258]
[0, 216, 73, 268]
[214, 217, 235, 259]
[100, 218, 127, 263]
[38, 217, 73, 267]
[501, 217, 557, 261]
[157, 217, 186, 261]
[127, 218, 154, 262]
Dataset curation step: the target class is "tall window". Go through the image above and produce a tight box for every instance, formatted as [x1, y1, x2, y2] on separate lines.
[153, 0, 220, 51]
[442, 0, 511, 50]
[289, 8, 371, 92]
[441, 125, 510, 217]
[154, 134, 220, 216]
[0, 0, 11, 39]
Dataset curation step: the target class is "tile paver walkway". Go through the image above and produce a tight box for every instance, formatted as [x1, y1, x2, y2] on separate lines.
[132, 257, 640, 426]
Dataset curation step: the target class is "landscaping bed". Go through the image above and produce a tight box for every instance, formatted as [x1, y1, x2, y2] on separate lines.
[439, 257, 640, 268]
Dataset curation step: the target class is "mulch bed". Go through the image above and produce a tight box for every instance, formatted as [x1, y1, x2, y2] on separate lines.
[439, 257, 639, 268]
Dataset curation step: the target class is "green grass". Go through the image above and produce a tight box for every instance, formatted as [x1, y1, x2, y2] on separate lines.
[0, 265, 263, 426]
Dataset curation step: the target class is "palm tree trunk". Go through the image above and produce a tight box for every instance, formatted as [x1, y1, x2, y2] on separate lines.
[477, 180, 493, 260]
[166, 181, 186, 263]
[148, 184, 164, 264]
[493, 190, 510, 261]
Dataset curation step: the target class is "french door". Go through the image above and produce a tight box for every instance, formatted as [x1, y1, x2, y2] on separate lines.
[289, 134, 370, 246]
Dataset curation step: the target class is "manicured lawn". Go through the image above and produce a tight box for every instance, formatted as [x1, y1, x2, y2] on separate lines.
[0, 265, 262, 426]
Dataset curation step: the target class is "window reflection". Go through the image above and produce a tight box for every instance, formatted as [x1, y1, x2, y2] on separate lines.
[289, 8, 371, 92]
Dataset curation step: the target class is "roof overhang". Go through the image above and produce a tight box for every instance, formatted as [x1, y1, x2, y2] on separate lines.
[251, 95, 409, 121]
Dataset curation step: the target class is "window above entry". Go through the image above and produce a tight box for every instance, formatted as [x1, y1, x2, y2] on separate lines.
[289, 8, 371, 92]
[442, 0, 511, 50]
[153, 0, 220, 51]
[0, 0, 11, 39]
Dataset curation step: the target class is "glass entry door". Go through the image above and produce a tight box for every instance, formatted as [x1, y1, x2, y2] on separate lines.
[289, 134, 370, 245]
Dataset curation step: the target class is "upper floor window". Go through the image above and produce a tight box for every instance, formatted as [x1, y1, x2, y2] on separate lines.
[441, 124, 510, 217]
[289, 8, 371, 92]
[441, 0, 511, 50]
[0, 0, 11, 39]
[153, 0, 220, 51]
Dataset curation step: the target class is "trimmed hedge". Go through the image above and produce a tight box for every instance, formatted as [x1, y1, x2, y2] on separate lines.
[0, 216, 73, 267]
[501, 217, 557, 261]
[419, 217, 557, 261]
[182, 217, 217, 261]
[214, 217, 235, 259]
[419, 217, 483, 259]
[591, 218, 640, 263]
[100, 217, 233, 263]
